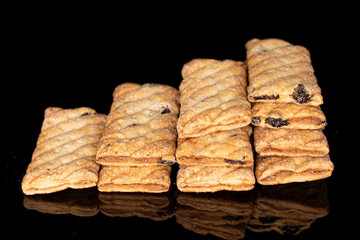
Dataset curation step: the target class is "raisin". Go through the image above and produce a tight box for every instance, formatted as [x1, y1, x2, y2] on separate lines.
[161, 108, 171, 114]
[225, 159, 247, 165]
[292, 84, 312, 103]
[253, 95, 279, 100]
[251, 117, 261, 124]
[157, 160, 174, 165]
[265, 117, 290, 128]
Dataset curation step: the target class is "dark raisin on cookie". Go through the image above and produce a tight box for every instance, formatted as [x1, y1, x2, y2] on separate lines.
[161, 108, 171, 114]
[292, 84, 312, 104]
[157, 160, 174, 165]
[224, 159, 247, 165]
[251, 117, 261, 124]
[252, 95, 280, 100]
[265, 117, 290, 128]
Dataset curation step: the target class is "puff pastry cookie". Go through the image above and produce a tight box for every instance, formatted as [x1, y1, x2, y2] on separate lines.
[176, 165, 255, 192]
[97, 165, 171, 193]
[176, 126, 253, 167]
[254, 127, 329, 157]
[96, 83, 179, 166]
[251, 102, 327, 129]
[22, 107, 106, 195]
[177, 59, 251, 138]
[245, 38, 323, 106]
[255, 155, 334, 185]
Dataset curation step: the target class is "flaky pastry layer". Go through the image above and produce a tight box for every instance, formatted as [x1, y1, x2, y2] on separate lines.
[255, 155, 334, 185]
[254, 127, 329, 157]
[97, 165, 171, 193]
[245, 38, 323, 106]
[251, 102, 327, 129]
[177, 59, 251, 138]
[177, 165, 255, 193]
[176, 126, 253, 167]
[96, 83, 179, 166]
[22, 107, 106, 195]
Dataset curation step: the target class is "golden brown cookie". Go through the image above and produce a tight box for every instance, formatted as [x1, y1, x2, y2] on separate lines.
[22, 107, 106, 195]
[96, 83, 180, 166]
[255, 155, 334, 185]
[176, 126, 253, 167]
[97, 165, 171, 193]
[177, 59, 251, 138]
[176, 165, 255, 193]
[245, 38, 323, 106]
[251, 102, 327, 129]
[254, 127, 329, 157]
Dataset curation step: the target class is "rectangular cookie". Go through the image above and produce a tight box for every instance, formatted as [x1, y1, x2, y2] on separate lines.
[251, 102, 327, 129]
[21, 107, 106, 195]
[245, 38, 323, 106]
[177, 58, 251, 138]
[97, 165, 171, 193]
[254, 127, 329, 157]
[255, 155, 334, 185]
[96, 83, 180, 166]
[176, 165, 255, 193]
[176, 126, 253, 167]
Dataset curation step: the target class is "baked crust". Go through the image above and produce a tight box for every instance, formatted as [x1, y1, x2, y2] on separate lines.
[97, 165, 171, 193]
[255, 155, 334, 185]
[176, 126, 253, 167]
[245, 38, 323, 105]
[176, 165, 255, 192]
[254, 127, 329, 157]
[177, 59, 251, 138]
[251, 102, 327, 129]
[96, 83, 180, 166]
[21, 107, 106, 195]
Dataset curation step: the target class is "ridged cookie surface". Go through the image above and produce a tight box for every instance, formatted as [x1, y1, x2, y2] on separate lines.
[254, 127, 329, 157]
[255, 155, 334, 185]
[177, 59, 251, 138]
[177, 165, 255, 192]
[97, 165, 171, 193]
[96, 83, 179, 166]
[245, 38, 323, 105]
[22, 107, 106, 195]
[176, 126, 253, 167]
[251, 102, 327, 129]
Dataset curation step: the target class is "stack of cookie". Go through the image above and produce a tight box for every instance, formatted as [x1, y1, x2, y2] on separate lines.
[96, 83, 180, 193]
[176, 59, 255, 192]
[245, 38, 334, 185]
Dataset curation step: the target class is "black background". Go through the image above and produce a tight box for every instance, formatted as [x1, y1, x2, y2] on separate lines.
[3, 5, 359, 240]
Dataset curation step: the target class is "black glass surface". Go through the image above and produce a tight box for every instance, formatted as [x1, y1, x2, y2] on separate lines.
[4, 12, 358, 240]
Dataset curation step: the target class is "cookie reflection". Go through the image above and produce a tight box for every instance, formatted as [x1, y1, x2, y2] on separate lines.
[176, 191, 254, 240]
[98, 192, 175, 221]
[247, 180, 329, 235]
[23, 187, 99, 217]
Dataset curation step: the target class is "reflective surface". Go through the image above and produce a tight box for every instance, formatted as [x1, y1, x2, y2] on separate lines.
[5, 16, 357, 240]
[21, 180, 330, 239]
